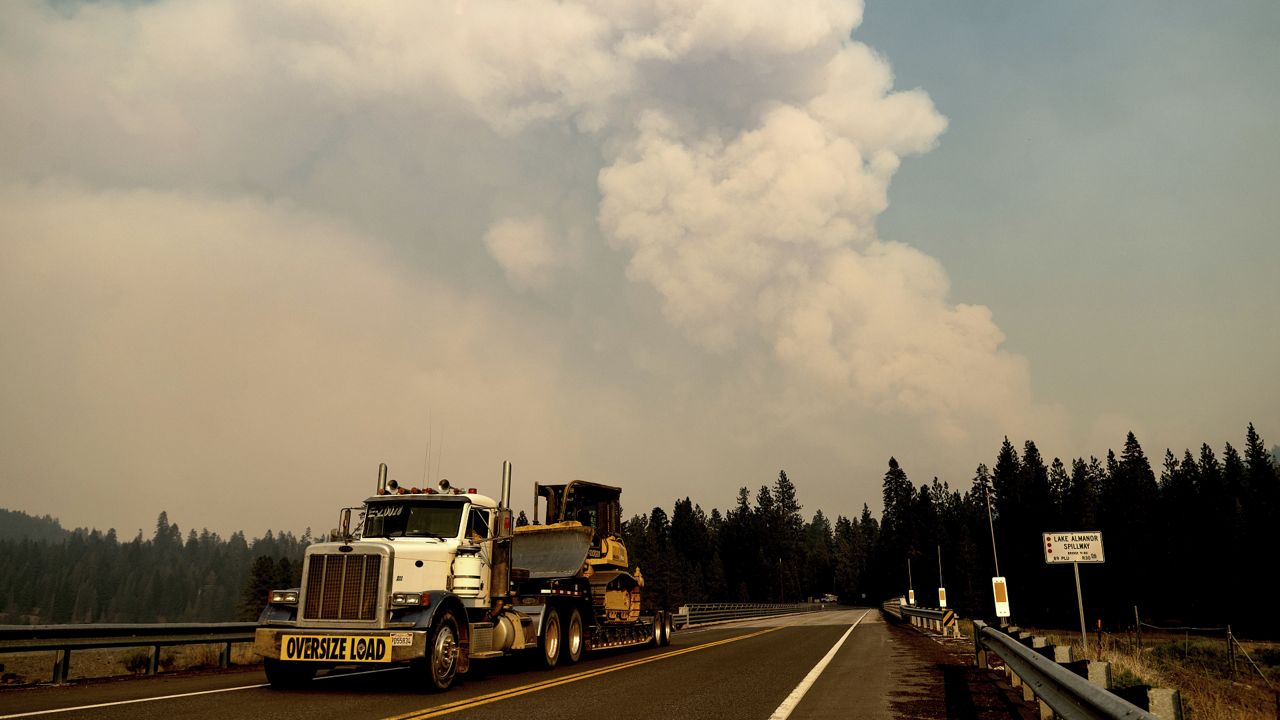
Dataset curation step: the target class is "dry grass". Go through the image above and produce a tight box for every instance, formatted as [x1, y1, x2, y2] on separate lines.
[1034, 629, 1279, 720]
[953, 620, 1279, 719]
[0, 643, 261, 686]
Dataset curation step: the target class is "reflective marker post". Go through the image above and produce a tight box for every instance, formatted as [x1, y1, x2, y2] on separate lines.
[992, 576, 1011, 618]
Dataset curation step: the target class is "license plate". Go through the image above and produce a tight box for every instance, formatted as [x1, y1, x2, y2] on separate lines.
[280, 634, 393, 663]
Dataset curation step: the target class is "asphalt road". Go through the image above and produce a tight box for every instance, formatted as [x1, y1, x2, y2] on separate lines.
[0, 609, 1030, 720]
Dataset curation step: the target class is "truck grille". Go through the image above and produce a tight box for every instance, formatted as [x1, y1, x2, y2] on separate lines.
[303, 553, 382, 621]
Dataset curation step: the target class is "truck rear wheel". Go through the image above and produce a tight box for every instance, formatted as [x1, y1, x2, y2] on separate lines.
[563, 606, 584, 665]
[539, 606, 561, 669]
[263, 658, 316, 689]
[651, 610, 664, 646]
[660, 610, 673, 646]
[420, 609, 460, 692]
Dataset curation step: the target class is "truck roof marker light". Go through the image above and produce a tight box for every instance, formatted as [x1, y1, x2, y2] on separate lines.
[467, 488, 477, 494]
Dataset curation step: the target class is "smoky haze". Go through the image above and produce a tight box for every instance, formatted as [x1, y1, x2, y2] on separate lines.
[4, 0, 1268, 539]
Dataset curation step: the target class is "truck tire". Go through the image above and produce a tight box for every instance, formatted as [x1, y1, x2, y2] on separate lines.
[263, 658, 316, 689]
[539, 606, 562, 669]
[660, 610, 673, 646]
[420, 609, 461, 692]
[563, 606, 584, 665]
[651, 610, 664, 646]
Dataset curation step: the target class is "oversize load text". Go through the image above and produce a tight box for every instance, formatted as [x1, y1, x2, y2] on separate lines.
[283, 635, 391, 662]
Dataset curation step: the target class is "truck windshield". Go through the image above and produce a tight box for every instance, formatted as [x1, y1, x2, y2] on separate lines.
[363, 502, 465, 539]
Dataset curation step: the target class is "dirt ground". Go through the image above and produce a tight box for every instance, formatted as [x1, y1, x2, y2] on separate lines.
[885, 621, 1038, 720]
[0, 643, 261, 686]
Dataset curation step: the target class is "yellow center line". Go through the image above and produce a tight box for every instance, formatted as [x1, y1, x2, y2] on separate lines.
[383, 626, 784, 720]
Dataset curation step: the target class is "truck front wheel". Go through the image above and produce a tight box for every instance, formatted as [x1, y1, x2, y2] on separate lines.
[539, 606, 561, 669]
[263, 658, 316, 689]
[419, 610, 460, 692]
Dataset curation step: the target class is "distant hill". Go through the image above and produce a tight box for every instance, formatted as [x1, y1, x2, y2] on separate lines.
[0, 508, 72, 543]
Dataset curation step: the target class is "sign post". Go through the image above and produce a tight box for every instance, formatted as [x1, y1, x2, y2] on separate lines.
[1043, 531, 1105, 657]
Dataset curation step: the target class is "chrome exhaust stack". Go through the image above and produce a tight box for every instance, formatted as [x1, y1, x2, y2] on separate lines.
[492, 461, 514, 598]
[500, 460, 512, 510]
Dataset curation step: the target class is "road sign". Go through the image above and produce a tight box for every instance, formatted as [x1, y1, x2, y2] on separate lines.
[908, 589, 916, 605]
[992, 577, 1010, 618]
[1043, 531, 1105, 563]
[938, 587, 947, 608]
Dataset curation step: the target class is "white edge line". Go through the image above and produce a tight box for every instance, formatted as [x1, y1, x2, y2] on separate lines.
[0, 666, 403, 719]
[767, 608, 872, 720]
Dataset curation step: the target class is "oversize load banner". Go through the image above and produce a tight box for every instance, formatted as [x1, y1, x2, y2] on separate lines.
[281, 634, 392, 663]
[1042, 531, 1105, 563]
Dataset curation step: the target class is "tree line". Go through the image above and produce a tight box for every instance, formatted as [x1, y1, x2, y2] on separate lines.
[2, 423, 1275, 636]
[0, 511, 308, 624]
[619, 423, 1279, 638]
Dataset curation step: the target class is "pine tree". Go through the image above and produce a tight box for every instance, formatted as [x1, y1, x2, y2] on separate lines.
[239, 556, 277, 621]
[879, 458, 916, 601]
[771, 471, 804, 602]
[803, 510, 834, 600]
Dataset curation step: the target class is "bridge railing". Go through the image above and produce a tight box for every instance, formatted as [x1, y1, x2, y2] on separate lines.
[880, 597, 904, 620]
[974, 621, 1160, 720]
[0, 622, 257, 683]
[672, 602, 825, 629]
[878, 598, 960, 636]
[5, 605, 831, 683]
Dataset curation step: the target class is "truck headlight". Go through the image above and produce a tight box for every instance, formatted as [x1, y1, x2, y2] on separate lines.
[269, 589, 300, 604]
[391, 592, 430, 607]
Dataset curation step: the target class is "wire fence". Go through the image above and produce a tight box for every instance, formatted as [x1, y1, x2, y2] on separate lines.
[1125, 606, 1276, 691]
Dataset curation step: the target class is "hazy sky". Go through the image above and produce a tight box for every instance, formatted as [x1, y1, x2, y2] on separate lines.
[2, 1, 1276, 540]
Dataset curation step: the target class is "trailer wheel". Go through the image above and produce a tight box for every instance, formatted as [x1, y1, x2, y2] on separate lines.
[263, 658, 316, 689]
[651, 610, 664, 646]
[420, 609, 461, 692]
[539, 606, 562, 669]
[563, 606, 584, 665]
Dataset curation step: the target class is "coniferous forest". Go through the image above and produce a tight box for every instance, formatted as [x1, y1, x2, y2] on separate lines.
[0, 512, 308, 624]
[2, 424, 1276, 637]
[621, 423, 1279, 639]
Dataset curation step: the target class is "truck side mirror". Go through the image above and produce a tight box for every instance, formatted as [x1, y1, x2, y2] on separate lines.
[340, 508, 352, 540]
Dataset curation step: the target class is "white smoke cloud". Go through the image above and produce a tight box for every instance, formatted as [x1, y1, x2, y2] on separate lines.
[0, 182, 585, 534]
[0, 0, 1060, 531]
[484, 215, 559, 289]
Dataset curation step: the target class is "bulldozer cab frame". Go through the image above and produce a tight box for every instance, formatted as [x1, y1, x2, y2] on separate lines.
[534, 480, 622, 543]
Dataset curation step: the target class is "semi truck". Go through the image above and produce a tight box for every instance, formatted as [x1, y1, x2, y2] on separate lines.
[253, 462, 673, 691]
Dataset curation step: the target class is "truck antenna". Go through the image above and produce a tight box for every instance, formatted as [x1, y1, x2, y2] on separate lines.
[434, 433, 444, 485]
[420, 411, 433, 485]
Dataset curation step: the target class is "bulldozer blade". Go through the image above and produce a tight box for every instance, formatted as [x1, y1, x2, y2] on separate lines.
[512, 524, 595, 579]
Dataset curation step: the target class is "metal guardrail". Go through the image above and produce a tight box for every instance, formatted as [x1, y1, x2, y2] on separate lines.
[0, 623, 257, 683]
[880, 598, 904, 620]
[974, 621, 1158, 720]
[673, 603, 824, 628]
[875, 594, 906, 617]
[879, 598, 958, 636]
[901, 605, 950, 622]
